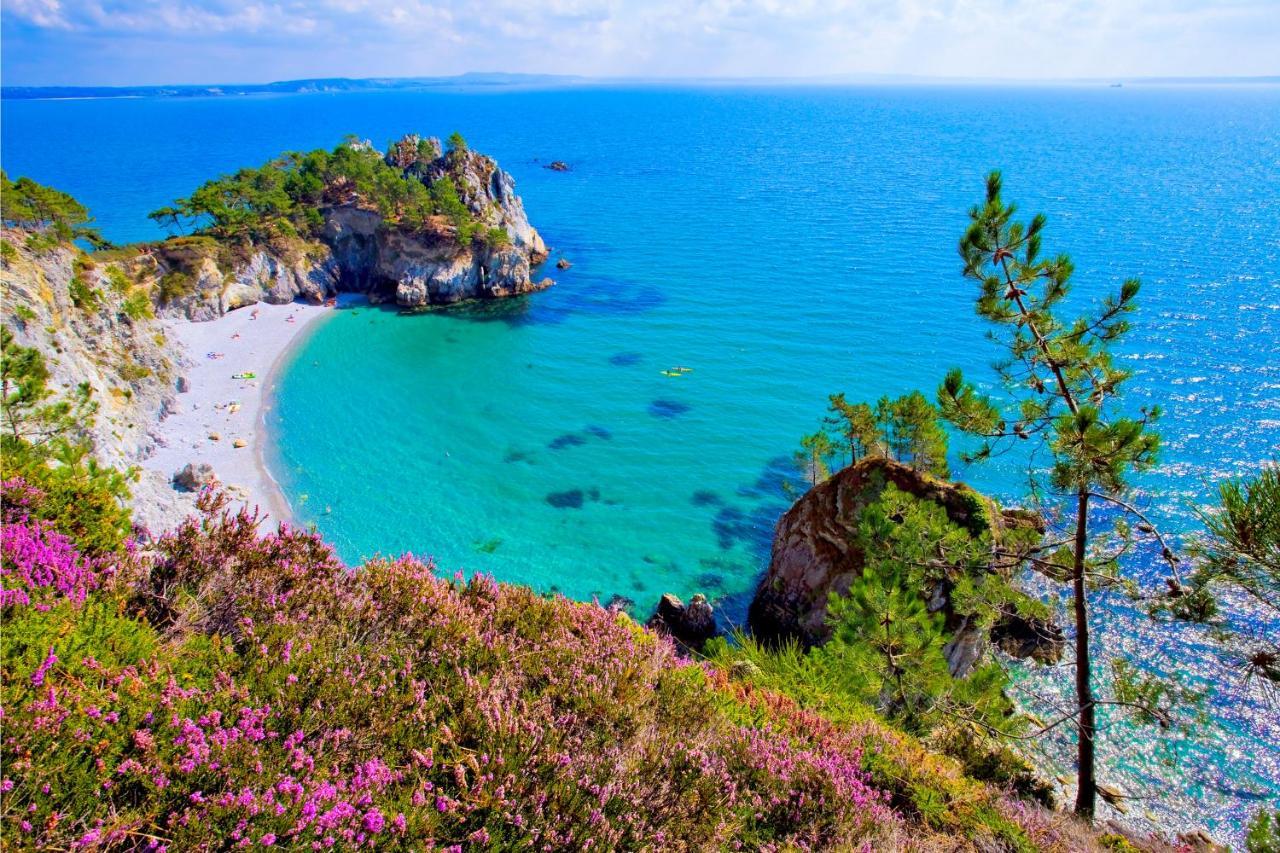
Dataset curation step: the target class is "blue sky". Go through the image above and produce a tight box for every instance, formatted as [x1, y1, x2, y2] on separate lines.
[2, 0, 1277, 86]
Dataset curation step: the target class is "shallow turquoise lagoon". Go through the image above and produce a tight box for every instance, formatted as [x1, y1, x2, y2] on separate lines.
[4, 83, 1278, 842]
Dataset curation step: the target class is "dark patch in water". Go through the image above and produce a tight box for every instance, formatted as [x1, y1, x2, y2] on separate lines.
[548, 433, 586, 450]
[473, 537, 503, 554]
[712, 504, 780, 557]
[696, 572, 726, 590]
[648, 399, 691, 419]
[691, 489, 722, 507]
[609, 351, 644, 367]
[503, 448, 533, 464]
[546, 489, 585, 509]
[584, 424, 613, 440]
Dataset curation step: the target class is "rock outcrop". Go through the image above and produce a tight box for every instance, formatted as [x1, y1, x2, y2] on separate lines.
[173, 462, 218, 492]
[147, 137, 550, 320]
[647, 593, 718, 651]
[1, 233, 185, 532]
[747, 456, 1054, 676]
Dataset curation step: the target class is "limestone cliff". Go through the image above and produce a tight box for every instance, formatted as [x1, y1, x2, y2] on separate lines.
[0, 232, 182, 530]
[146, 137, 550, 320]
[747, 456, 1063, 676]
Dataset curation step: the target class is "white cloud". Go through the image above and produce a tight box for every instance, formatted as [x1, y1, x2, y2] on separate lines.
[3, 0, 1278, 83]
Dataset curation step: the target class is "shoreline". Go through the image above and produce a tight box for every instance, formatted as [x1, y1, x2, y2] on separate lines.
[141, 299, 339, 530]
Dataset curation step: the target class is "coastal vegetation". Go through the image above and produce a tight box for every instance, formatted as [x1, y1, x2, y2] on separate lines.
[1, 171, 104, 250]
[148, 134, 488, 249]
[0, 342, 1100, 849]
[1, 164, 1273, 849]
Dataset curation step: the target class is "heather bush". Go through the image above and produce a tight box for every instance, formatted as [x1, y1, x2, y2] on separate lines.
[2, 485, 1126, 850]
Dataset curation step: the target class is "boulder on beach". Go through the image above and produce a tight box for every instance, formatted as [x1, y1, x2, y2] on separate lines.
[173, 462, 218, 491]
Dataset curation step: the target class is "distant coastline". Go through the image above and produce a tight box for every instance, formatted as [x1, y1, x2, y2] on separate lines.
[5, 72, 1278, 101]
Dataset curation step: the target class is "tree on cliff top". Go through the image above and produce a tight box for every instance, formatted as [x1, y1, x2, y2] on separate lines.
[937, 171, 1184, 818]
[1, 172, 103, 247]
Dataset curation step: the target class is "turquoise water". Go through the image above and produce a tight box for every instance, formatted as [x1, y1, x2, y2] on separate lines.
[3, 84, 1278, 843]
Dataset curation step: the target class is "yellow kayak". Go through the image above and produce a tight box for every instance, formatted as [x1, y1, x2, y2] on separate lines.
[661, 370, 682, 377]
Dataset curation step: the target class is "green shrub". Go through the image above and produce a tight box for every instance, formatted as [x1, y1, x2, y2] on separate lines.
[1250, 809, 1280, 853]
[121, 289, 154, 320]
[0, 239, 16, 264]
[158, 270, 195, 304]
[105, 265, 132, 294]
[68, 273, 101, 310]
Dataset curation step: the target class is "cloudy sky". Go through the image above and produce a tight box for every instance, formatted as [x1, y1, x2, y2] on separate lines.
[3, 0, 1277, 86]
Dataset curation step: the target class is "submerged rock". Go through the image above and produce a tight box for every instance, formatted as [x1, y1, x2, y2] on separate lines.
[556, 257, 572, 269]
[546, 160, 571, 172]
[646, 593, 717, 651]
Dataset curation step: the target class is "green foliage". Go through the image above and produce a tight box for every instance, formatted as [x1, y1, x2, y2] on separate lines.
[104, 264, 132, 294]
[795, 429, 835, 486]
[938, 170, 1171, 818]
[157, 270, 195, 304]
[118, 360, 152, 382]
[1, 171, 103, 246]
[12, 303, 36, 323]
[151, 135, 481, 248]
[1249, 809, 1280, 853]
[68, 258, 102, 310]
[121, 289, 154, 321]
[1183, 463, 1280, 687]
[0, 325, 132, 555]
[820, 390, 949, 477]
[0, 239, 16, 264]
[482, 226, 512, 249]
[822, 485, 1022, 735]
[447, 130, 468, 152]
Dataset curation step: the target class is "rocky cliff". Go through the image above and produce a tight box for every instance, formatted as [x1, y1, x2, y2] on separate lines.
[748, 456, 1063, 676]
[0, 233, 183, 525]
[147, 136, 550, 320]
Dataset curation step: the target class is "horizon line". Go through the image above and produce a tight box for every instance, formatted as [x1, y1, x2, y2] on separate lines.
[5, 70, 1279, 96]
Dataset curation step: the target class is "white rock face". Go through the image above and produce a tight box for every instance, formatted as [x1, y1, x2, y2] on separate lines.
[0, 234, 187, 532]
[149, 140, 552, 318]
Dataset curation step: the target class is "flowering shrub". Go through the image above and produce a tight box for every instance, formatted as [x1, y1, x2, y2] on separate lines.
[1, 478, 112, 611]
[1, 489, 1104, 851]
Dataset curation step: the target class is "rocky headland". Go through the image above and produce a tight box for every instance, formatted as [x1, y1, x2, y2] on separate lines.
[748, 456, 1064, 676]
[0, 135, 551, 531]
[146, 134, 550, 319]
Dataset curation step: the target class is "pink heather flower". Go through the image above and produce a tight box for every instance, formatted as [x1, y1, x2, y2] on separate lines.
[391, 814, 406, 834]
[30, 648, 57, 687]
[260, 833, 277, 846]
[362, 808, 384, 834]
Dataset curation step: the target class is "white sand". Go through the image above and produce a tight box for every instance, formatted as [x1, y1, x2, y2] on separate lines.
[142, 300, 337, 528]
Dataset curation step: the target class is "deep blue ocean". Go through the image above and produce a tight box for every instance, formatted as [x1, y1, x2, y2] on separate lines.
[3, 83, 1278, 844]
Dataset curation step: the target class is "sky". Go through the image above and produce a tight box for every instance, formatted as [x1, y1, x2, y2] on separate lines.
[2, 0, 1278, 87]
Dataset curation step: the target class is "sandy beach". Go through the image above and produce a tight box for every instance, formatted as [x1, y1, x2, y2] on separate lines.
[141, 299, 337, 529]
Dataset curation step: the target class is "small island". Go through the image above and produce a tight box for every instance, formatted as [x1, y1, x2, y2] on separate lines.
[144, 132, 551, 318]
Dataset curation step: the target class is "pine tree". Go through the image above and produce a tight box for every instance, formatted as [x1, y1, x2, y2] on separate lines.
[820, 485, 1022, 735]
[937, 171, 1170, 818]
[795, 430, 835, 486]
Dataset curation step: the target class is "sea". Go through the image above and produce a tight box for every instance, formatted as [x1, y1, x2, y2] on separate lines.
[3, 82, 1277, 846]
